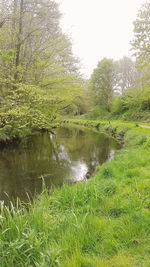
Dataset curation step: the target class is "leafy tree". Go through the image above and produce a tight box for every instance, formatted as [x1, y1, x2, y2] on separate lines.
[130, 1, 150, 92]
[0, 0, 84, 140]
[90, 58, 116, 112]
[131, 1, 150, 66]
[0, 0, 79, 86]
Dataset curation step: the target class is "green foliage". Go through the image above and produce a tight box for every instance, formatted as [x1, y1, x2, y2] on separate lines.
[88, 105, 110, 120]
[122, 87, 150, 111]
[0, 0, 85, 142]
[111, 96, 127, 114]
[1, 85, 49, 139]
[90, 58, 116, 112]
[111, 87, 150, 121]
[0, 81, 85, 142]
[85, 2, 150, 122]
[124, 130, 147, 146]
[131, 2, 150, 66]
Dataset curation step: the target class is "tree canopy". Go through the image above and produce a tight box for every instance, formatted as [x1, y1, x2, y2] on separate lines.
[0, 0, 84, 141]
[131, 1, 150, 66]
[90, 58, 115, 112]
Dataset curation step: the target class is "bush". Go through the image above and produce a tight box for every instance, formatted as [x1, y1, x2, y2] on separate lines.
[112, 97, 127, 115]
[124, 130, 147, 146]
[88, 105, 110, 119]
[0, 85, 58, 141]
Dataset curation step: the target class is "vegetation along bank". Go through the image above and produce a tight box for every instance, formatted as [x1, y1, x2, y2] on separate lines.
[0, 119, 150, 266]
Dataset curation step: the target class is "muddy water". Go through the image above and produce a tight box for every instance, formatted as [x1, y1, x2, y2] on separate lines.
[0, 126, 119, 203]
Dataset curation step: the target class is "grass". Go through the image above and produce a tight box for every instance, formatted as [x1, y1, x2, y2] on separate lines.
[0, 119, 150, 266]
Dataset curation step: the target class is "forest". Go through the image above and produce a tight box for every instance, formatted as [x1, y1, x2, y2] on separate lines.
[0, 0, 150, 143]
[0, 1, 150, 266]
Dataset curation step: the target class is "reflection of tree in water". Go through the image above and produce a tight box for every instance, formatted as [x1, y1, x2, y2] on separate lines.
[0, 127, 119, 203]
[55, 127, 115, 173]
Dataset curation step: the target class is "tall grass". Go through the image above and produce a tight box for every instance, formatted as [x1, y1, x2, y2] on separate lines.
[0, 120, 150, 266]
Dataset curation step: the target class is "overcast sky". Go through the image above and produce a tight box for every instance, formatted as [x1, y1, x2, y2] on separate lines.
[56, 0, 145, 78]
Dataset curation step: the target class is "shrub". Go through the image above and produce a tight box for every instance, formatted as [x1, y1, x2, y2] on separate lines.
[124, 130, 147, 146]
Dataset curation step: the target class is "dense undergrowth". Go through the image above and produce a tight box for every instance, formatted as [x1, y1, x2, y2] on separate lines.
[0, 120, 150, 266]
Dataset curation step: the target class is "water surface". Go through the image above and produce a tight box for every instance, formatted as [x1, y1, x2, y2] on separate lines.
[0, 126, 119, 203]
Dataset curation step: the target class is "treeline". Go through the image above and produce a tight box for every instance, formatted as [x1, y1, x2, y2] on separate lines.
[0, 0, 86, 141]
[87, 2, 150, 121]
[0, 0, 150, 142]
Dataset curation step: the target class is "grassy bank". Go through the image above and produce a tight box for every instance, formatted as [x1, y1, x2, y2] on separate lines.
[0, 120, 150, 266]
[61, 118, 150, 138]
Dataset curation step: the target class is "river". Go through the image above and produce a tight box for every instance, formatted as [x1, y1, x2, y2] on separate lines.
[0, 126, 120, 203]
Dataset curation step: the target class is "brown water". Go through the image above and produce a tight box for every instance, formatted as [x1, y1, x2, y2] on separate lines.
[0, 126, 119, 203]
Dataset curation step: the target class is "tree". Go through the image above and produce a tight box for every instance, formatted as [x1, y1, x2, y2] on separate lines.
[115, 57, 137, 94]
[0, 0, 80, 87]
[0, 0, 84, 140]
[131, 1, 150, 66]
[131, 1, 150, 90]
[90, 58, 116, 111]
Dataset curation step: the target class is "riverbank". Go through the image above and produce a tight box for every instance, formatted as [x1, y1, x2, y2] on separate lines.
[0, 120, 150, 266]
[61, 118, 150, 143]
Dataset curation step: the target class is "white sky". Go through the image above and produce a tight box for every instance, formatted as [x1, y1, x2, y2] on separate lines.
[56, 0, 146, 78]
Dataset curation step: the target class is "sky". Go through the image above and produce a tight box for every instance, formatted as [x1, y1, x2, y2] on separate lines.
[56, 0, 145, 78]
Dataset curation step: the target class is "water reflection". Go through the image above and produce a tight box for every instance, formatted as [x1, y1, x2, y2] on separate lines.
[0, 126, 119, 203]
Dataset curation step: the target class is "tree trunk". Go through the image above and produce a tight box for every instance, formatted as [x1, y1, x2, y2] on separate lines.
[14, 0, 24, 82]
